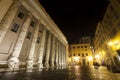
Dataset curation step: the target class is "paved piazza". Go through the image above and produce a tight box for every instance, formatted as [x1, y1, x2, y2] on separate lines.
[0, 66, 120, 80]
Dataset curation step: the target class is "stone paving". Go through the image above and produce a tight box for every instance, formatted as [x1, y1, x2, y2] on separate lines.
[0, 66, 120, 80]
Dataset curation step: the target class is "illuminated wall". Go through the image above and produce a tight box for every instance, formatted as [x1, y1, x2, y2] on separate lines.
[0, 0, 68, 70]
[94, 0, 120, 65]
[69, 44, 93, 66]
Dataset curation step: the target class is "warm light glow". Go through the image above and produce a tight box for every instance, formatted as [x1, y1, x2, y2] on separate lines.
[114, 41, 120, 50]
[73, 57, 79, 61]
[118, 56, 120, 61]
[95, 54, 100, 59]
[69, 58, 71, 62]
[108, 40, 120, 50]
[88, 56, 93, 61]
[108, 42, 113, 46]
[114, 40, 119, 44]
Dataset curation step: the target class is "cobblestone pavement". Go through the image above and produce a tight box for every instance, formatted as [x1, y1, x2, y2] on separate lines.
[0, 66, 120, 80]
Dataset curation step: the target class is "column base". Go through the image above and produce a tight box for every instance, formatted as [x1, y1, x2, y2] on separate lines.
[26, 59, 33, 70]
[45, 62, 49, 68]
[51, 62, 54, 68]
[8, 56, 19, 71]
[38, 63, 43, 69]
[55, 63, 59, 67]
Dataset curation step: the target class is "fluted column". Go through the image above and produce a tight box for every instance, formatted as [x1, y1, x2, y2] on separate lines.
[62, 45, 64, 66]
[51, 36, 56, 67]
[61, 44, 64, 66]
[38, 27, 47, 69]
[8, 13, 32, 70]
[64, 46, 67, 67]
[0, 1, 20, 44]
[65, 47, 67, 67]
[58, 42, 62, 67]
[26, 21, 40, 70]
[44, 33, 51, 68]
[63, 45, 66, 67]
[55, 39, 59, 67]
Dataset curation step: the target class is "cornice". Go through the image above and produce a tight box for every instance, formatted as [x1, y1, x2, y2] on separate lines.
[19, 0, 68, 45]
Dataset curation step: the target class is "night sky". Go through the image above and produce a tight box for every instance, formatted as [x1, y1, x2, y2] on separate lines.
[38, 0, 109, 44]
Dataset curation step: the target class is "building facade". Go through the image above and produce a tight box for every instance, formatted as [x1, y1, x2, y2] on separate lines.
[79, 36, 91, 44]
[94, 0, 120, 72]
[69, 43, 93, 66]
[0, 0, 68, 71]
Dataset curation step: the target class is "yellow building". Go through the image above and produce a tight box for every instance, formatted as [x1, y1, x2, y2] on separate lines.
[69, 43, 93, 66]
[94, 0, 120, 72]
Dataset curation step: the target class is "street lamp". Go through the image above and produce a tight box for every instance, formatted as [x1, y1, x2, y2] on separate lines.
[95, 54, 100, 59]
[87, 56, 93, 61]
[73, 56, 79, 61]
[94, 54, 101, 63]
[108, 40, 120, 50]
[108, 42, 113, 46]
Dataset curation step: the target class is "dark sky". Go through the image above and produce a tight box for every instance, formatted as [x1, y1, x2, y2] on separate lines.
[38, 0, 109, 44]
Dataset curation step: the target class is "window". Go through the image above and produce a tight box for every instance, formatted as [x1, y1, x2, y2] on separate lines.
[11, 23, 19, 33]
[104, 19, 107, 24]
[82, 53, 84, 57]
[37, 37, 40, 43]
[69, 55, 71, 57]
[73, 46, 75, 49]
[30, 21, 35, 27]
[73, 54, 75, 56]
[39, 30, 41, 33]
[87, 62, 89, 65]
[18, 12, 24, 19]
[106, 14, 109, 20]
[26, 31, 32, 39]
[114, 11, 119, 20]
[109, 28, 117, 38]
[86, 53, 88, 56]
[110, 5, 114, 12]
[85, 46, 87, 48]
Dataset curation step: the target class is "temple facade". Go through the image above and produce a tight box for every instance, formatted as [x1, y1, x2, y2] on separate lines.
[0, 0, 68, 71]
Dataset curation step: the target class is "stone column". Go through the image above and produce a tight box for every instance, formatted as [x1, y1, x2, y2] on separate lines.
[64, 46, 67, 67]
[44, 33, 51, 68]
[55, 39, 59, 67]
[0, 1, 20, 44]
[8, 13, 32, 70]
[58, 42, 62, 67]
[63, 45, 66, 67]
[50, 36, 56, 67]
[62, 45, 64, 67]
[61, 44, 64, 67]
[65, 45, 68, 67]
[26, 21, 40, 70]
[38, 27, 47, 69]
